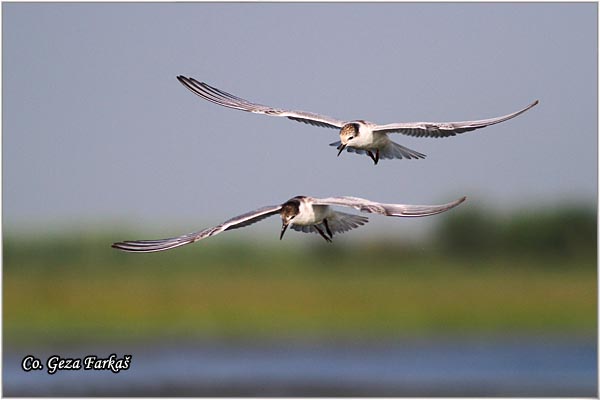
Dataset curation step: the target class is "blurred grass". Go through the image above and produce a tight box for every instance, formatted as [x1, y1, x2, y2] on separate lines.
[4, 209, 596, 346]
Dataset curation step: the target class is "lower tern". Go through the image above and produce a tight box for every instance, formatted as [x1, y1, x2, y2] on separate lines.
[112, 195, 466, 252]
[177, 76, 538, 165]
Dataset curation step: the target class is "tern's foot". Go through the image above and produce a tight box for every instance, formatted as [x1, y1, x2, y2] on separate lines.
[323, 219, 333, 238]
[315, 225, 333, 243]
[367, 150, 379, 165]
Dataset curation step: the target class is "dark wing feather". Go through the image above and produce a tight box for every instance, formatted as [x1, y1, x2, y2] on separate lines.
[313, 196, 466, 217]
[112, 205, 282, 253]
[373, 100, 538, 138]
[177, 76, 346, 129]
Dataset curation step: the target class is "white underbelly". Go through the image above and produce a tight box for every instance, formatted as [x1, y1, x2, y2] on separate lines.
[293, 204, 330, 226]
[353, 131, 388, 149]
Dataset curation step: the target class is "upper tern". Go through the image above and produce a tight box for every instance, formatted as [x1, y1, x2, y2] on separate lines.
[112, 195, 466, 252]
[177, 76, 538, 165]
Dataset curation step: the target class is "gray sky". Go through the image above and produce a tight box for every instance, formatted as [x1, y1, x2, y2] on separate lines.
[3, 3, 597, 238]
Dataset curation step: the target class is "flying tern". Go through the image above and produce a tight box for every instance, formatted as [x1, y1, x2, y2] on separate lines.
[177, 76, 538, 165]
[112, 195, 466, 252]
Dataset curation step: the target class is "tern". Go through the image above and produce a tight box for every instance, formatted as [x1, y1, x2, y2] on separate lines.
[177, 76, 538, 165]
[112, 195, 466, 252]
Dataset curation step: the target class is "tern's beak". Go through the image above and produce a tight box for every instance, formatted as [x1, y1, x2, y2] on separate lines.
[280, 222, 289, 240]
[337, 143, 347, 157]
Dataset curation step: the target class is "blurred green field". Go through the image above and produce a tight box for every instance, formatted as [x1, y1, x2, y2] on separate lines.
[4, 206, 596, 346]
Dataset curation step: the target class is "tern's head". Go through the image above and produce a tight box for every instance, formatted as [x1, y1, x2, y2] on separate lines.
[337, 123, 359, 156]
[340, 123, 359, 145]
[279, 199, 301, 240]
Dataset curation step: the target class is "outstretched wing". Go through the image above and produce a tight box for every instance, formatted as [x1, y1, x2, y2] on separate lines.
[312, 196, 466, 217]
[177, 76, 346, 129]
[372, 100, 538, 137]
[111, 205, 282, 253]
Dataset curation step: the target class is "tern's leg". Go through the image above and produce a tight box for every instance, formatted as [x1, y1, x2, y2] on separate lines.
[367, 150, 378, 165]
[375, 149, 380, 165]
[323, 218, 333, 238]
[367, 150, 375, 163]
[314, 225, 333, 243]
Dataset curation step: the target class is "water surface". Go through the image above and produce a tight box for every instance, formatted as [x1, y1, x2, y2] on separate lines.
[4, 335, 596, 396]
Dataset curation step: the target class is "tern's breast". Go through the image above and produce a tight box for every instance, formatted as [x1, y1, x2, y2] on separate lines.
[350, 122, 386, 149]
[293, 202, 330, 226]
